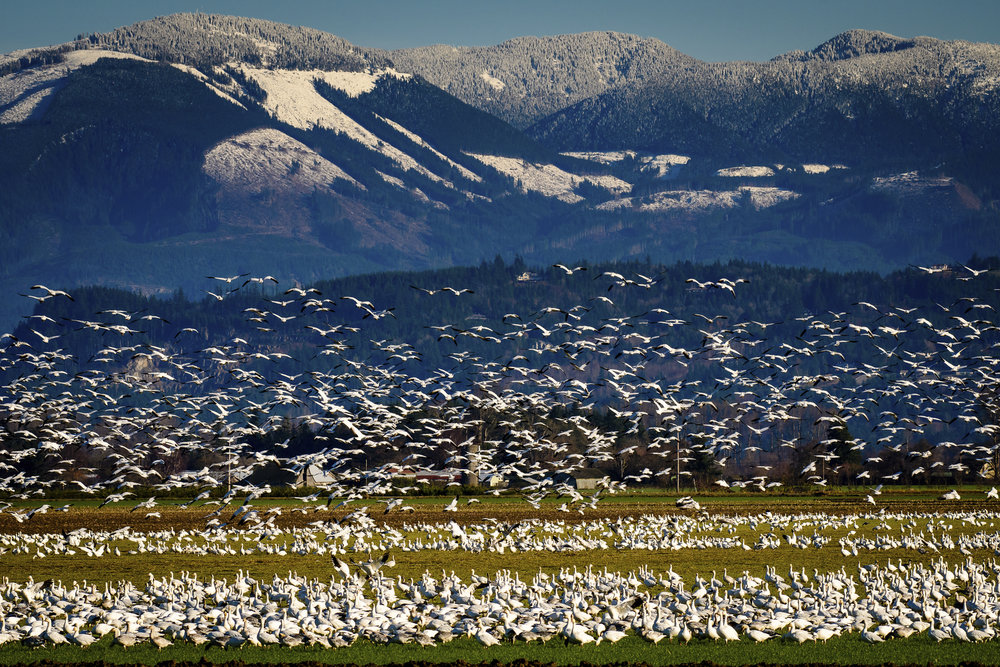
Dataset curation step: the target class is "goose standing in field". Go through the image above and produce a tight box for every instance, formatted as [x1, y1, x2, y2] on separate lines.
[717, 613, 739, 642]
[597, 625, 628, 645]
[561, 611, 595, 645]
[746, 628, 773, 642]
[6, 542, 1000, 648]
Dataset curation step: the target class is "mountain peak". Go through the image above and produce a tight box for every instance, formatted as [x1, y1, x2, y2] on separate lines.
[796, 29, 919, 62]
[84, 13, 391, 71]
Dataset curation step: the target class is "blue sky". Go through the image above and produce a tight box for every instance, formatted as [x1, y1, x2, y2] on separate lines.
[2, 0, 998, 62]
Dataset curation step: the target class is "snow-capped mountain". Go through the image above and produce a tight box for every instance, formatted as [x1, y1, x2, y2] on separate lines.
[390, 31, 697, 128]
[0, 14, 997, 329]
[526, 29, 1000, 166]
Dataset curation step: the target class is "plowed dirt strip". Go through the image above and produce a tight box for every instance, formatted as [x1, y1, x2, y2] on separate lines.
[1, 497, 993, 534]
[1, 659, 997, 667]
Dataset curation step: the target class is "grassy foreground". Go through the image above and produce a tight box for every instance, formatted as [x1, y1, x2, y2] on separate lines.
[2, 634, 999, 666]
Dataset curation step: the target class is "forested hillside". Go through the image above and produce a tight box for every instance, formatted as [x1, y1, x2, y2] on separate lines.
[12, 256, 999, 382]
[390, 32, 697, 128]
[86, 13, 391, 71]
[527, 31, 1000, 180]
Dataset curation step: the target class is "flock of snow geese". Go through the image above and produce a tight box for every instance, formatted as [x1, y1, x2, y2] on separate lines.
[1, 267, 1000, 648]
[4, 511, 1000, 648]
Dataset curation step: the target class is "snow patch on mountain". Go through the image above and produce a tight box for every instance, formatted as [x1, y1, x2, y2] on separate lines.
[412, 187, 449, 210]
[871, 171, 953, 194]
[740, 186, 800, 208]
[0, 49, 148, 124]
[562, 150, 689, 178]
[562, 150, 635, 164]
[170, 63, 246, 108]
[375, 114, 482, 183]
[377, 169, 449, 209]
[0, 85, 55, 124]
[480, 71, 505, 91]
[801, 163, 849, 174]
[584, 174, 633, 195]
[203, 127, 361, 192]
[316, 68, 411, 97]
[376, 170, 405, 189]
[241, 66, 454, 188]
[640, 154, 691, 178]
[716, 165, 776, 177]
[64, 49, 149, 67]
[597, 186, 798, 213]
[465, 153, 631, 203]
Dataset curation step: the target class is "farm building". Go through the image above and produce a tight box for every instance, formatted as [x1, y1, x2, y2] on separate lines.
[572, 469, 608, 490]
[293, 464, 339, 487]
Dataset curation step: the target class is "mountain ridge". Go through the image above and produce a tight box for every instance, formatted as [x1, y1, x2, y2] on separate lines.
[775, 28, 928, 62]
[390, 31, 697, 128]
[86, 13, 390, 71]
[525, 31, 1000, 169]
[0, 14, 997, 331]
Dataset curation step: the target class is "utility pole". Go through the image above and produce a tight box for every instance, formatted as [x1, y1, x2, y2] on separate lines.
[676, 438, 681, 494]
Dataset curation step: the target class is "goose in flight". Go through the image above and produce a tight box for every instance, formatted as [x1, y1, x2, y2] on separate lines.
[207, 273, 249, 284]
[21, 285, 73, 301]
[553, 264, 587, 275]
[961, 264, 988, 277]
[31, 284, 74, 299]
[331, 554, 351, 579]
[411, 285, 474, 296]
[29, 329, 60, 344]
[242, 275, 279, 287]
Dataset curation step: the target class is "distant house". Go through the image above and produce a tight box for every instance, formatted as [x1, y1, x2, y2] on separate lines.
[515, 271, 542, 283]
[294, 464, 338, 487]
[480, 472, 507, 489]
[572, 469, 608, 490]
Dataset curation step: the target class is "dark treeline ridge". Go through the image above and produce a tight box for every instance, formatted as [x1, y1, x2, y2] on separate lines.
[13, 255, 1000, 374]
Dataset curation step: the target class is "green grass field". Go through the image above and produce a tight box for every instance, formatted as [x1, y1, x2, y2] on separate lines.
[3, 632, 1000, 666]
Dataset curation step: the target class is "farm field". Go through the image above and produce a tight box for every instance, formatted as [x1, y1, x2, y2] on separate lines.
[2, 491, 1000, 665]
[2, 265, 1000, 667]
[3, 3, 1000, 663]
